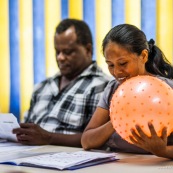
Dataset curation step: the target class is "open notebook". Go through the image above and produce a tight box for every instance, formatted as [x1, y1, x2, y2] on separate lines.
[0, 150, 118, 170]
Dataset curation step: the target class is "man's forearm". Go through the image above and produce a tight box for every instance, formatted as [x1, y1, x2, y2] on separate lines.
[48, 132, 82, 147]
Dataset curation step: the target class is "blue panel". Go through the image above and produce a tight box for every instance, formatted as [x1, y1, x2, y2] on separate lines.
[141, 0, 156, 41]
[83, 0, 96, 60]
[33, 0, 46, 84]
[111, 0, 125, 27]
[9, 0, 20, 121]
[61, 0, 68, 19]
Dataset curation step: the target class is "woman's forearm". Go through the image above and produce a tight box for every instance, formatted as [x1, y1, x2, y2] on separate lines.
[81, 121, 115, 150]
[155, 146, 173, 159]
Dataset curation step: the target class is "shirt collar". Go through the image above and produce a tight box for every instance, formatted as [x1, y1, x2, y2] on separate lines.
[49, 61, 105, 96]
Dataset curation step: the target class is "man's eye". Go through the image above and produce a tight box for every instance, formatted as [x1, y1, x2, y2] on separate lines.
[56, 51, 60, 56]
[64, 49, 74, 55]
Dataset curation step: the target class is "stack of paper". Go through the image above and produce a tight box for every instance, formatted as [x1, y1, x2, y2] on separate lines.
[1, 151, 118, 170]
[0, 141, 44, 158]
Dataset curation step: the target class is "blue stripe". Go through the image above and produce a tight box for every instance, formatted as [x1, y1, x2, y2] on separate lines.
[141, 0, 156, 41]
[83, 0, 96, 60]
[33, 0, 46, 84]
[61, 0, 68, 19]
[9, 0, 20, 121]
[111, 0, 125, 27]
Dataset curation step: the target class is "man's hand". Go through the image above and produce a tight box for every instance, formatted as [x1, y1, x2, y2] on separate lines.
[13, 123, 51, 145]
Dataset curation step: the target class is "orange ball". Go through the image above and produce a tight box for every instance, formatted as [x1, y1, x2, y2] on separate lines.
[110, 75, 173, 143]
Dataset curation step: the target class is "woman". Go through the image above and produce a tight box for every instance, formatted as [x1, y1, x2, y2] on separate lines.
[81, 24, 173, 159]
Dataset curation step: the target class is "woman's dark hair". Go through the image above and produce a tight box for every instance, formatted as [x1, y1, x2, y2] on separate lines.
[55, 18, 93, 54]
[102, 24, 173, 79]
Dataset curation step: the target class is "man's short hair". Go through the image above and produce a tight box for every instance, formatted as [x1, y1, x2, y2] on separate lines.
[55, 19, 93, 53]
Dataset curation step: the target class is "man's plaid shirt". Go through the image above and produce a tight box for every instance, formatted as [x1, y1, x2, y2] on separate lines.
[25, 62, 110, 134]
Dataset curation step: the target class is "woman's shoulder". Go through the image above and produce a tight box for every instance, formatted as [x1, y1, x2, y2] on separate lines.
[156, 76, 173, 88]
[106, 78, 119, 89]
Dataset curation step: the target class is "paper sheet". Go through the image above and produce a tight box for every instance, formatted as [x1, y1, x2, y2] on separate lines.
[0, 113, 20, 141]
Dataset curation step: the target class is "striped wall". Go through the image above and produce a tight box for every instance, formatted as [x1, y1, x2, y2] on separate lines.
[0, 0, 172, 122]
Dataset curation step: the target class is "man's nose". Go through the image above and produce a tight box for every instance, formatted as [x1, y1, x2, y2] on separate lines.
[56, 52, 66, 60]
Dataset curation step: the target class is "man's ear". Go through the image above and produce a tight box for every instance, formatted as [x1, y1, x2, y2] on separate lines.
[140, 49, 148, 63]
[85, 43, 92, 58]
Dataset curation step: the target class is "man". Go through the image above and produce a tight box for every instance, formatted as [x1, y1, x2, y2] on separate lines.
[13, 19, 109, 147]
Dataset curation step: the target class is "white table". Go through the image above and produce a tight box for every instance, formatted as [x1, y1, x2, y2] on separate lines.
[0, 145, 173, 173]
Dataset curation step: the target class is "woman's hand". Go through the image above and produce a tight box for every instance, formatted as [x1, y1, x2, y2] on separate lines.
[129, 122, 168, 158]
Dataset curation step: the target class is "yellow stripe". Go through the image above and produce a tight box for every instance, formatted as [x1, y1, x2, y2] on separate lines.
[125, 0, 141, 28]
[69, 0, 83, 19]
[45, 0, 61, 77]
[0, 0, 10, 113]
[96, 0, 112, 75]
[19, 0, 33, 120]
[156, 0, 173, 64]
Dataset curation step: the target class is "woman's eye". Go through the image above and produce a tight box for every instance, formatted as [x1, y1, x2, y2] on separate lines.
[108, 64, 114, 68]
[120, 62, 127, 66]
